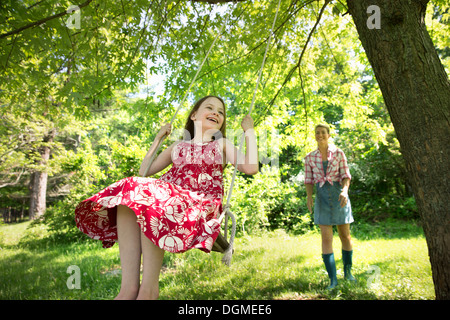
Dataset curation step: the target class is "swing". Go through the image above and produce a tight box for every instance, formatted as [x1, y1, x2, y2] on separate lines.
[142, 0, 281, 265]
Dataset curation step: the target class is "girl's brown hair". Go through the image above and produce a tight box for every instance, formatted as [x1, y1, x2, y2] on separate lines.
[183, 95, 227, 141]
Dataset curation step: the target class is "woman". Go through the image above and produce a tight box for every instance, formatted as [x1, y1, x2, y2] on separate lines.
[304, 123, 356, 289]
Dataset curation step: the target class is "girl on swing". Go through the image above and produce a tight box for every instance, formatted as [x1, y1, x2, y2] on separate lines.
[75, 96, 258, 299]
[304, 123, 356, 290]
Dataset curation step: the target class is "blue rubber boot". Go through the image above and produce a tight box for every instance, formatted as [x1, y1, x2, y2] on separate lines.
[322, 253, 338, 290]
[342, 249, 357, 282]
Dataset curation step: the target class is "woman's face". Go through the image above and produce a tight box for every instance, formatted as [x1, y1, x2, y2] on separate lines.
[315, 126, 330, 145]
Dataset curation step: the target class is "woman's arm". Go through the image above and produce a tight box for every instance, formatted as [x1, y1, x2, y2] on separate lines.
[139, 123, 174, 177]
[338, 178, 350, 207]
[306, 183, 314, 213]
[338, 149, 351, 207]
[341, 178, 350, 193]
[304, 155, 315, 213]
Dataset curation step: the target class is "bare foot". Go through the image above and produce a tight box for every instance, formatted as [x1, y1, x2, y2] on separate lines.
[114, 288, 139, 300]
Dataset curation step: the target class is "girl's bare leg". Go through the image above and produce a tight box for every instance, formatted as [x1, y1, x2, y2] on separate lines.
[137, 233, 164, 300]
[114, 205, 142, 300]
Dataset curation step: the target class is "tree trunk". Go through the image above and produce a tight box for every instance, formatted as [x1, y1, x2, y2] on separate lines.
[29, 171, 48, 220]
[347, 0, 450, 300]
[29, 129, 56, 220]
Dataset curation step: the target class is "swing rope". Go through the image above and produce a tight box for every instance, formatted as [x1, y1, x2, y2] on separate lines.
[142, 19, 228, 178]
[142, 0, 281, 266]
[219, 0, 281, 265]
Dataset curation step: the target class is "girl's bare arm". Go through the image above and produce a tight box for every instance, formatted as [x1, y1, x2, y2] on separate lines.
[139, 124, 175, 177]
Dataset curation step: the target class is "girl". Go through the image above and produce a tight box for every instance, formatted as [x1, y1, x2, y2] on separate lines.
[75, 95, 258, 299]
[304, 123, 356, 290]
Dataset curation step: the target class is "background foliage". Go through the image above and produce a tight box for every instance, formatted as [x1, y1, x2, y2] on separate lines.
[1, 0, 448, 239]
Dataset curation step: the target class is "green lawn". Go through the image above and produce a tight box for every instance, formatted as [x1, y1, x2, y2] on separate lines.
[0, 220, 434, 300]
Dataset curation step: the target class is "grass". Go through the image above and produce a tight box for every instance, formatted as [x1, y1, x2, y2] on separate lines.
[0, 220, 434, 300]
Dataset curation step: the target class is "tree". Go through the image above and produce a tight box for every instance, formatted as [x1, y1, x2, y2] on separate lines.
[347, 0, 450, 300]
[29, 128, 56, 220]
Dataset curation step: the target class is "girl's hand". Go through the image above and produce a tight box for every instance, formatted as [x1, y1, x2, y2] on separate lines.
[241, 115, 254, 132]
[307, 196, 314, 213]
[338, 191, 348, 208]
[156, 123, 171, 140]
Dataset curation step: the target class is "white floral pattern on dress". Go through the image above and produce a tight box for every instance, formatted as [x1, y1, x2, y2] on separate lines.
[75, 140, 224, 253]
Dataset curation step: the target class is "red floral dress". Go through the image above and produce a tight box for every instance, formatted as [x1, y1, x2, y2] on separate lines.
[74, 140, 224, 253]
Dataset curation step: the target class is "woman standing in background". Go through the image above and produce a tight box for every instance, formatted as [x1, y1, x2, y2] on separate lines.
[304, 123, 356, 290]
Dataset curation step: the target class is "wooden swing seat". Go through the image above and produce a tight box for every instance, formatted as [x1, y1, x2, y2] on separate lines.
[212, 233, 230, 253]
[211, 207, 235, 257]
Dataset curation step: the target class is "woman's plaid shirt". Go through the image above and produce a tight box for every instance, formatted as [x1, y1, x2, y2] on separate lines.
[304, 145, 351, 187]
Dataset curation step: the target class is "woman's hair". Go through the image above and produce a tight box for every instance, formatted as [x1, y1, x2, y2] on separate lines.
[183, 95, 227, 141]
[315, 123, 330, 134]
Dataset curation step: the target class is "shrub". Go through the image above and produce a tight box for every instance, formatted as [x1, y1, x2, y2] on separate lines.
[226, 166, 313, 235]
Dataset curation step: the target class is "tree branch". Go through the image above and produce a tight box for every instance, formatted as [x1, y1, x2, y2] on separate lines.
[255, 0, 330, 125]
[197, 0, 315, 81]
[191, 0, 247, 3]
[0, 167, 25, 189]
[0, 0, 93, 40]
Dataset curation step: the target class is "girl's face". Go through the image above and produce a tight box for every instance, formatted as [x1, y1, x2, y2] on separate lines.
[315, 126, 330, 145]
[190, 97, 225, 132]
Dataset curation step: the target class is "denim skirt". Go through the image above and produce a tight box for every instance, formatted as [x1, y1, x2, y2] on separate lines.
[314, 162, 353, 225]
